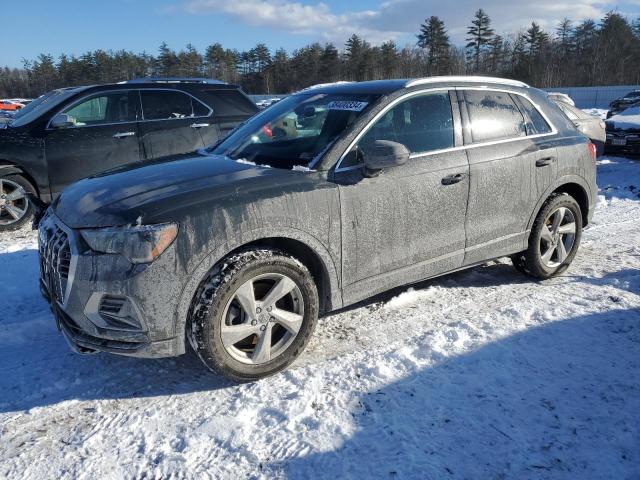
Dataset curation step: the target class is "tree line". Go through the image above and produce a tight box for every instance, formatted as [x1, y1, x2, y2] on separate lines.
[1, 10, 640, 98]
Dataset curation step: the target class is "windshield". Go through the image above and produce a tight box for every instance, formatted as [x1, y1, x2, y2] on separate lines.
[625, 91, 640, 99]
[209, 92, 379, 169]
[10, 88, 83, 127]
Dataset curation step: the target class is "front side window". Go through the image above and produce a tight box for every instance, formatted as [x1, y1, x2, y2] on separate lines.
[464, 90, 526, 143]
[141, 90, 209, 120]
[209, 92, 378, 169]
[358, 91, 454, 155]
[62, 91, 136, 126]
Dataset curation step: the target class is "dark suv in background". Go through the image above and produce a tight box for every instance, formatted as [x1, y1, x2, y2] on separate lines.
[607, 89, 640, 118]
[39, 76, 597, 380]
[0, 78, 258, 230]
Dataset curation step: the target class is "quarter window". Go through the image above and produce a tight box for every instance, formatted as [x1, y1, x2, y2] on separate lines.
[140, 90, 209, 120]
[359, 91, 454, 155]
[518, 96, 553, 134]
[62, 91, 136, 126]
[464, 90, 526, 143]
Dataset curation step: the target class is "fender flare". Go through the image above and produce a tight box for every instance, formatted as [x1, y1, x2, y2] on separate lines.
[525, 175, 593, 234]
[171, 226, 342, 352]
[0, 164, 23, 177]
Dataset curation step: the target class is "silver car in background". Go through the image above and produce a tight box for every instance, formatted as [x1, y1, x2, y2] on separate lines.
[553, 99, 606, 156]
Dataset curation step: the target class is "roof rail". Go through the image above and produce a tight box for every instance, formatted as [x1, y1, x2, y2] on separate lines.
[119, 77, 226, 85]
[300, 81, 354, 92]
[405, 76, 529, 88]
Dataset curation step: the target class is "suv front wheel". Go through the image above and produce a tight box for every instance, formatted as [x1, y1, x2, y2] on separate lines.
[188, 249, 319, 381]
[512, 193, 583, 279]
[0, 175, 35, 232]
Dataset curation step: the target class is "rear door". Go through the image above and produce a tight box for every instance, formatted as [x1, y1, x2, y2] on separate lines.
[460, 88, 557, 265]
[138, 89, 212, 160]
[44, 90, 141, 195]
[333, 90, 469, 304]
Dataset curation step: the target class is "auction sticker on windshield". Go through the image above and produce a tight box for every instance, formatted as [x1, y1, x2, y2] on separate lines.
[327, 101, 368, 112]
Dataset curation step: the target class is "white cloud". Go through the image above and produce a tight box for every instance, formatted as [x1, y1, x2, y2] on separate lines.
[183, 0, 401, 43]
[180, 0, 637, 47]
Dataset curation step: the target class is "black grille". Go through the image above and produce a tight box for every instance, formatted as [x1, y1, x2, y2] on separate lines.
[39, 220, 72, 303]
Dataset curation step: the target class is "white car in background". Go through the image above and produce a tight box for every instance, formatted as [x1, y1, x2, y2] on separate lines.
[547, 92, 576, 107]
[552, 99, 606, 155]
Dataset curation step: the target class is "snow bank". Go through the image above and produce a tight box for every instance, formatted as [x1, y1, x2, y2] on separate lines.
[582, 108, 608, 120]
[1, 158, 639, 478]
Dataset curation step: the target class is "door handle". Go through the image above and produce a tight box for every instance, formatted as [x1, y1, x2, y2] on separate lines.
[191, 123, 211, 129]
[113, 131, 136, 138]
[535, 156, 556, 167]
[441, 173, 466, 185]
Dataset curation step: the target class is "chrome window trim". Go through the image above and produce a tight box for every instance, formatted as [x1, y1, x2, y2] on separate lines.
[137, 88, 213, 122]
[46, 88, 213, 130]
[334, 86, 558, 173]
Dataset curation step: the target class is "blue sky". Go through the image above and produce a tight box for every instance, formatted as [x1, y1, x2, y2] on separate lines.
[1, 0, 639, 68]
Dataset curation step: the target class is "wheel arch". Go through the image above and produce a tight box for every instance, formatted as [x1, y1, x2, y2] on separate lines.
[526, 177, 592, 235]
[0, 161, 39, 196]
[173, 228, 342, 354]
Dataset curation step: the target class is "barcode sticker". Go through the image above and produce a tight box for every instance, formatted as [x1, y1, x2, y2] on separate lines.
[327, 101, 368, 112]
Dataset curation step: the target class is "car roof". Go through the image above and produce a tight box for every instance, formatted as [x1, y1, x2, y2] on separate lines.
[67, 80, 241, 95]
[298, 76, 530, 95]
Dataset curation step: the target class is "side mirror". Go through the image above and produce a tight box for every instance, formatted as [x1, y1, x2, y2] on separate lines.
[362, 140, 410, 172]
[50, 114, 76, 129]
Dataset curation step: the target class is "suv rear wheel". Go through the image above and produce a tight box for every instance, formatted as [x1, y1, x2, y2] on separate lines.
[512, 193, 582, 279]
[188, 249, 319, 381]
[0, 175, 35, 232]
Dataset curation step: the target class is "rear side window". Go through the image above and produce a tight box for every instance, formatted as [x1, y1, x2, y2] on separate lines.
[517, 96, 553, 134]
[140, 90, 209, 120]
[200, 89, 258, 116]
[359, 91, 454, 154]
[63, 91, 136, 126]
[464, 90, 526, 143]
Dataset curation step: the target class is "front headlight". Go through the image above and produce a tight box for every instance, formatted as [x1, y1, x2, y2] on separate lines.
[80, 223, 178, 264]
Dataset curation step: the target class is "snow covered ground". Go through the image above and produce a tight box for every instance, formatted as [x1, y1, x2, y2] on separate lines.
[1, 157, 639, 479]
[582, 108, 609, 119]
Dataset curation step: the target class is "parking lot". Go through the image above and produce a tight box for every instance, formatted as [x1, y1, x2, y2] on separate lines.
[1, 155, 638, 478]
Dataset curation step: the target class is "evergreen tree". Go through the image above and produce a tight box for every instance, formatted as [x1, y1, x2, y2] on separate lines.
[379, 41, 399, 78]
[156, 42, 179, 76]
[525, 22, 550, 56]
[417, 16, 451, 75]
[556, 18, 574, 53]
[466, 9, 495, 72]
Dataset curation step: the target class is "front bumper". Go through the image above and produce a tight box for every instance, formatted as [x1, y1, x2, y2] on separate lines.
[38, 212, 186, 358]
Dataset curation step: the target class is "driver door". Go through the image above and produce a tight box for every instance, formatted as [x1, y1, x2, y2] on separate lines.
[331, 90, 470, 305]
[45, 90, 141, 196]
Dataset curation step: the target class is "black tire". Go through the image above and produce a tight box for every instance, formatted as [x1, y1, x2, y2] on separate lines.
[0, 174, 35, 232]
[188, 248, 319, 381]
[512, 193, 582, 279]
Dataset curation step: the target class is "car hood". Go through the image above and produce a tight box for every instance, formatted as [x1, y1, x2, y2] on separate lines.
[606, 107, 640, 133]
[54, 154, 295, 228]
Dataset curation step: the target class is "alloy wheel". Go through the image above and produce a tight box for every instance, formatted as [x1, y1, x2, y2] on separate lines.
[539, 206, 577, 269]
[0, 178, 29, 226]
[220, 273, 304, 365]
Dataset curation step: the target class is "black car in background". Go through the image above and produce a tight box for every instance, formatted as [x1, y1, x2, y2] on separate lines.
[607, 90, 640, 118]
[0, 78, 258, 230]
